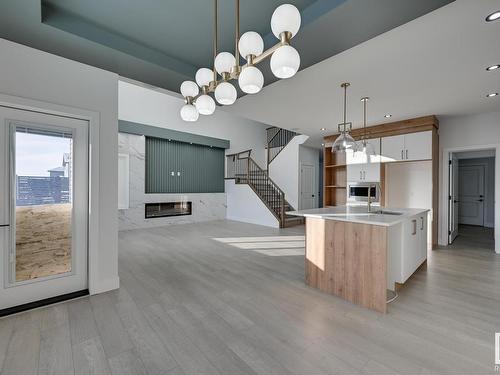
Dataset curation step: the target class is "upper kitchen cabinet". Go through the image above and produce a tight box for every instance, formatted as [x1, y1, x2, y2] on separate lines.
[380, 135, 405, 162]
[381, 131, 432, 162]
[405, 131, 432, 161]
[346, 138, 381, 182]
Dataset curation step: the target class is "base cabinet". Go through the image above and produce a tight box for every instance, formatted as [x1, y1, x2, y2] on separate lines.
[387, 213, 428, 289]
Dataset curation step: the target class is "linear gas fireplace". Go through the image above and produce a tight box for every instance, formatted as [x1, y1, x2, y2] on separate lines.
[145, 202, 192, 219]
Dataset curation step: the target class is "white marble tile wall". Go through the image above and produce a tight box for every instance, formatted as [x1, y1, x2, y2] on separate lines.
[118, 133, 226, 231]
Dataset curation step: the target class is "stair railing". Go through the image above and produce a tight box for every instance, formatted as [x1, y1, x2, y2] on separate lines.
[267, 127, 297, 169]
[225, 150, 287, 226]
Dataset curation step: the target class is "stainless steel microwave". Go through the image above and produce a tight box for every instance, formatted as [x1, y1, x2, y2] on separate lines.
[347, 182, 380, 202]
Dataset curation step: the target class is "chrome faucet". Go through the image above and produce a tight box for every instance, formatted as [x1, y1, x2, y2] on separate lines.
[367, 183, 377, 213]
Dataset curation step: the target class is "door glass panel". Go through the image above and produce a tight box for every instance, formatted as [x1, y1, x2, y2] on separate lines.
[14, 127, 73, 282]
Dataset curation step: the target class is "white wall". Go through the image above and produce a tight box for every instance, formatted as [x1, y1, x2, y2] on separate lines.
[268, 134, 309, 209]
[0, 38, 119, 293]
[225, 180, 279, 228]
[458, 157, 495, 228]
[119, 80, 269, 168]
[299, 145, 320, 209]
[439, 111, 500, 252]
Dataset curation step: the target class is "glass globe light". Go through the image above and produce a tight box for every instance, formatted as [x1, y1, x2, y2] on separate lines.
[214, 52, 236, 75]
[180, 104, 199, 122]
[195, 94, 216, 115]
[270, 45, 300, 79]
[195, 68, 213, 87]
[355, 139, 377, 162]
[238, 31, 264, 58]
[180, 80, 199, 98]
[271, 4, 301, 39]
[238, 66, 264, 94]
[331, 132, 357, 153]
[215, 82, 237, 105]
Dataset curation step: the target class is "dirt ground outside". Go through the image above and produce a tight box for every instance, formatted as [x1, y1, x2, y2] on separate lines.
[15, 203, 72, 281]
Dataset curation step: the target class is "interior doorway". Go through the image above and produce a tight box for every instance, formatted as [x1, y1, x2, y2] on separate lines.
[448, 149, 495, 249]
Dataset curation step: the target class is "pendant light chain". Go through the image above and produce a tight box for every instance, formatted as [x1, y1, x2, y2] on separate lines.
[235, 0, 240, 64]
[343, 83, 347, 126]
[213, 0, 218, 83]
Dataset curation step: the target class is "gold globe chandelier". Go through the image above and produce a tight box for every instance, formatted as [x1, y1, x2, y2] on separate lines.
[180, 0, 302, 121]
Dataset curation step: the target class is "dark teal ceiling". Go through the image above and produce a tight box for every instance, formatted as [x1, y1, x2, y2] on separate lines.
[0, 0, 454, 94]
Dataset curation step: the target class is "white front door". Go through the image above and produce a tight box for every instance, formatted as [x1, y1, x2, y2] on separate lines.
[448, 154, 459, 243]
[0, 107, 88, 311]
[300, 164, 316, 209]
[458, 165, 485, 226]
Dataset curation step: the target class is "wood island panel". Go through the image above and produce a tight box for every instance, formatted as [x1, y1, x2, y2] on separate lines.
[305, 217, 387, 313]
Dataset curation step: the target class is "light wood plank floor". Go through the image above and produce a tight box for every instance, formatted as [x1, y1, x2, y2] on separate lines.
[0, 220, 498, 375]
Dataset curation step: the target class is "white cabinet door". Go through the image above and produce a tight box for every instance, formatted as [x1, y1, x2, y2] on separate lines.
[417, 213, 428, 263]
[381, 135, 405, 162]
[363, 162, 380, 182]
[347, 163, 364, 182]
[346, 140, 381, 182]
[404, 131, 432, 161]
[402, 215, 419, 282]
[346, 149, 364, 182]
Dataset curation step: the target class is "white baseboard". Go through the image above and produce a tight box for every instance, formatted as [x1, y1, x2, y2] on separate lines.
[90, 276, 120, 295]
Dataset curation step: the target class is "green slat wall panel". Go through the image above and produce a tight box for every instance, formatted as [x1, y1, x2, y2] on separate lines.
[145, 137, 225, 193]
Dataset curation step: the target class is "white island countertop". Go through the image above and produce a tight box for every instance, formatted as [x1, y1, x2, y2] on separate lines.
[287, 206, 429, 227]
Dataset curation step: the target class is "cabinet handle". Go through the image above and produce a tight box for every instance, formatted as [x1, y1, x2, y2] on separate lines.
[412, 219, 417, 235]
[360, 171, 362, 180]
[401, 150, 404, 160]
[406, 150, 408, 159]
[363, 171, 366, 180]
[420, 217, 424, 230]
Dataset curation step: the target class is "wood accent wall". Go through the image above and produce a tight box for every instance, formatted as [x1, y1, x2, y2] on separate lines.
[305, 217, 387, 313]
[323, 115, 439, 248]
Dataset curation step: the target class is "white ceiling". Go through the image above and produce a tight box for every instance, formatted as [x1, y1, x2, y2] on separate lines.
[225, 0, 500, 147]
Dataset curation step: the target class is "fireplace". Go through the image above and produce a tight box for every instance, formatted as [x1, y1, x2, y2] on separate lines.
[145, 202, 192, 219]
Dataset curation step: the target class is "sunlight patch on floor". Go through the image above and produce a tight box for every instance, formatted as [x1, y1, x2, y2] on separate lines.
[213, 236, 305, 243]
[213, 235, 305, 256]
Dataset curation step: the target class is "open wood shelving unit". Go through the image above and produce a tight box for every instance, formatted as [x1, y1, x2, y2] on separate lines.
[323, 145, 347, 206]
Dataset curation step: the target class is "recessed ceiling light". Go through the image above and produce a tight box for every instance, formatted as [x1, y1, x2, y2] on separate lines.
[486, 64, 500, 71]
[486, 93, 498, 98]
[320, 127, 326, 131]
[486, 10, 500, 22]
[384, 114, 392, 118]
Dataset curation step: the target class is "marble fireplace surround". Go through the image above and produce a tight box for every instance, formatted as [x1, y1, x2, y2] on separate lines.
[118, 132, 226, 231]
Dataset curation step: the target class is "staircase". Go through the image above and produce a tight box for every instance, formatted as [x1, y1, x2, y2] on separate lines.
[266, 127, 298, 170]
[226, 150, 303, 228]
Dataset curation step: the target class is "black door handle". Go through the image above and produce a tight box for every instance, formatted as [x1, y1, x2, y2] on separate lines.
[454, 200, 459, 203]
[0, 224, 9, 227]
[477, 199, 484, 202]
[312, 195, 315, 197]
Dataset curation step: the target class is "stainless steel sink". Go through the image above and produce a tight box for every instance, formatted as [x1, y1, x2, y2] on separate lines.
[371, 210, 403, 216]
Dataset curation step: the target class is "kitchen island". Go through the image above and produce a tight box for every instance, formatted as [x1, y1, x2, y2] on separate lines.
[287, 206, 429, 313]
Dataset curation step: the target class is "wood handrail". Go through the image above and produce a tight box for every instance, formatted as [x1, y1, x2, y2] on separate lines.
[226, 149, 252, 158]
